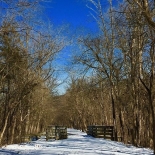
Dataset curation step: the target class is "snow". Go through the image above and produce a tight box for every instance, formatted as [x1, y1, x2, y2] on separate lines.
[0, 128, 153, 155]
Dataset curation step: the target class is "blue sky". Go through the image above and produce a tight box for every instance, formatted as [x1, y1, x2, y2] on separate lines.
[41, 0, 117, 29]
[41, 0, 119, 94]
[43, 0, 96, 28]
[41, 0, 98, 94]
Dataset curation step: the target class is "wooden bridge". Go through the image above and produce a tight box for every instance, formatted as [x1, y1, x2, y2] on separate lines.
[46, 125, 67, 140]
[87, 125, 114, 140]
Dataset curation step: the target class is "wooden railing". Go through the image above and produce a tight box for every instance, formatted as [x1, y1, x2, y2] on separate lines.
[46, 125, 67, 140]
[87, 125, 114, 140]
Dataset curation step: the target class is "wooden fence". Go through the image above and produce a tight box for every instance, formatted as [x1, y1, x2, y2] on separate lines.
[87, 125, 114, 140]
[46, 125, 67, 140]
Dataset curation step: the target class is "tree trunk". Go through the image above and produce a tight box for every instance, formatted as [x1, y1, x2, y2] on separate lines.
[0, 112, 10, 145]
[149, 92, 155, 153]
[10, 118, 16, 144]
[111, 90, 117, 141]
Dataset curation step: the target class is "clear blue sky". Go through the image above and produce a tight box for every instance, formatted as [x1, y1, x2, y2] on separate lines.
[41, 0, 119, 94]
[41, 0, 117, 29]
[43, 0, 96, 28]
[41, 0, 97, 94]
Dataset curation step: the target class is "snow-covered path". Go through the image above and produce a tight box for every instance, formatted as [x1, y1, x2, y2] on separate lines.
[0, 128, 153, 155]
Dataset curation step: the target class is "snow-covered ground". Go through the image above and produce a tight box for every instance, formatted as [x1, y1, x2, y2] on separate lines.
[0, 128, 153, 155]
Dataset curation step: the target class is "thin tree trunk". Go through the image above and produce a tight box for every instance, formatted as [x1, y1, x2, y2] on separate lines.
[0, 112, 10, 145]
[111, 90, 117, 141]
[10, 118, 16, 144]
[148, 92, 155, 153]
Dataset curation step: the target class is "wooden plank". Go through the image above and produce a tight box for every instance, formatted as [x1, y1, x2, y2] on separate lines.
[46, 125, 67, 140]
[87, 125, 114, 141]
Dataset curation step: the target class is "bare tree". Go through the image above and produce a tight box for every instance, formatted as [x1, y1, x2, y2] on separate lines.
[127, 0, 155, 29]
